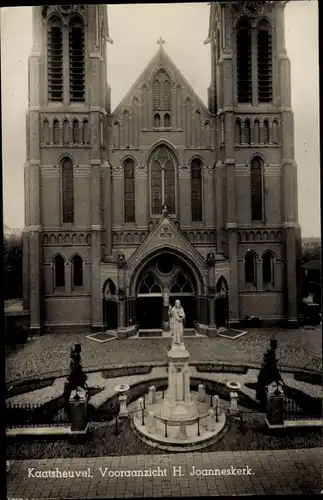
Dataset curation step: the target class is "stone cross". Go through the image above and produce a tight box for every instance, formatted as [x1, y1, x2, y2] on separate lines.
[157, 36, 165, 49]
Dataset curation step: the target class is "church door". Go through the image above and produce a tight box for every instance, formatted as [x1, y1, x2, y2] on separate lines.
[104, 300, 118, 330]
[136, 271, 163, 330]
[215, 278, 229, 328]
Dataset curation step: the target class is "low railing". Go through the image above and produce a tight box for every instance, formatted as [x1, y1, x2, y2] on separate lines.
[6, 401, 70, 428]
[284, 398, 322, 421]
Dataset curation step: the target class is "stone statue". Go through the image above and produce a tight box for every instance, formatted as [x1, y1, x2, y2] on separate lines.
[169, 300, 185, 345]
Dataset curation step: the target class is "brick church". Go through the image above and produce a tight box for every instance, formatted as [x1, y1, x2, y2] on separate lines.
[23, 2, 301, 336]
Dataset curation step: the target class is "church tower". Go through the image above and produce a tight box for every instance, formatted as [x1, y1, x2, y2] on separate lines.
[23, 5, 111, 333]
[208, 0, 300, 325]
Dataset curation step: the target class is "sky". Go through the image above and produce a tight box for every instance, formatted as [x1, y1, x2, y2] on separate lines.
[0, 1, 320, 237]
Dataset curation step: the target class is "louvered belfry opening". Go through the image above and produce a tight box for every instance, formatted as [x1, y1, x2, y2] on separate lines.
[124, 159, 136, 223]
[257, 22, 272, 102]
[62, 158, 74, 223]
[237, 20, 252, 103]
[191, 159, 203, 222]
[69, 18, 85, 102]
[251, 157, 263, 222]
[48, 20, 63, 101]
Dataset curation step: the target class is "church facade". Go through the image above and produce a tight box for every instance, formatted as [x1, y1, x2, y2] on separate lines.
[23, 2, 301, 336]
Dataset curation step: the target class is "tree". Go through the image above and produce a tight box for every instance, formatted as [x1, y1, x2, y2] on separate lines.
[301, 238, 321, 264]
[3, 229, 23, 299]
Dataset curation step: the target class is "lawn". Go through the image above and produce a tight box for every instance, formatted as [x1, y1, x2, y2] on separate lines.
[7, 413, 322, 460]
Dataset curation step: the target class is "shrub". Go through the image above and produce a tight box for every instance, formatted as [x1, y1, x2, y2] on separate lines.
[294, 372, 322, 386]
[6, 327, 29, 349]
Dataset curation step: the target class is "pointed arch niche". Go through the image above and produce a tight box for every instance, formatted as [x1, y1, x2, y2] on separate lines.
[185, 98, 192, 147]
[132, 97, 139, 147]
[142, 84, 149, 129]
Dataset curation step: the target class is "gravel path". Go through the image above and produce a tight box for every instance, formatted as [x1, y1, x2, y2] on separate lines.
[6, 327, 322, 382]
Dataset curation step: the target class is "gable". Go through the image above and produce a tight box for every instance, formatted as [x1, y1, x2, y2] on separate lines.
[112, 47, 210, 119]
[125, 215, 207, 290]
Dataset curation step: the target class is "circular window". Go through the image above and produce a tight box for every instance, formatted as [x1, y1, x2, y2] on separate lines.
[156, 255, 175, 275]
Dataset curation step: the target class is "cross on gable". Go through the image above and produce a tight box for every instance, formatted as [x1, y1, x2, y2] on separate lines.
[157, 36, 165, 49]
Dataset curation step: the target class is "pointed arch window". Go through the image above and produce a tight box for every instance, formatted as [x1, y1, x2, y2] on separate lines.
[154, 113, 161, 128]
[236, 19, 252, 103]
[138, 272, 162, 295]
[150, 147, 176, 216]
[251, 157, 264, 222]
[191, 159, 203, 222]
[47, 18, 63, 101]
[245, 251, 257, 286]
[257, 21, 272, 102]
[69, 17, 85, 102]
[153, 80, 161, 110]
[53, 119, 60, 144]
[72, 255, 83, 287]
[163, 79, 171, 109]
[54, 255, 65, 288]
[170, 272, 194, 294]
[263, 251, 274, 285]
[164, 113, 171, 128]
[152, 70, 171, 111]
[62, 157, 74, 223]
[124, 159, 135, 223]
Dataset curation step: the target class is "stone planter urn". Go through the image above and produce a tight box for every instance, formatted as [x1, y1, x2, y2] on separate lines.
[115, 384, 130, 418]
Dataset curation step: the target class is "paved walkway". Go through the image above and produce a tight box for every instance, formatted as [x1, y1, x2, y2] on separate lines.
[7, 365, 322, 407]
[7, 448, 323, 497]
[6, 327, 322, 382]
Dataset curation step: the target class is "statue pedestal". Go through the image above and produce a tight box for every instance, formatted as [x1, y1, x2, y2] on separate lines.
[69, 389, 88, 433]
[160, 343, 198, 422]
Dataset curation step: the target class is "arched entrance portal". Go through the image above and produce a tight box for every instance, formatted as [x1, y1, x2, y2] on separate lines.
[215, 277, 229, 328]
[135, 253, 198, 330]
[103, 279, 118, 331]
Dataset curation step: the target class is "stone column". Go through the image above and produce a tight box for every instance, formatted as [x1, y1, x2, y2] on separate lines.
[162, 285, 170, 331]
[103, 161, 112, 258]
[117, 255, 127, 338]
[179, 167, 190, 226]
[215, 161, 224, 254]
[91, 161, 102, 330]
[207, 253, 216, 336]
[135, 166, 148, 228]
[66, 261, 72, 294]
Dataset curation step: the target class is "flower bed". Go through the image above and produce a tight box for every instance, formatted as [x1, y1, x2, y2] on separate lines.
[195, 364, 248, 375]
[6, 410, 322, 460]
[294, 372, 322, 386]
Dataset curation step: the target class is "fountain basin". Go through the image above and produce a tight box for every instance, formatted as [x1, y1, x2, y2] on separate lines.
[132, 390, 227, 452]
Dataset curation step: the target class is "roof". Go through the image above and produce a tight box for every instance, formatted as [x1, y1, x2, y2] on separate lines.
[302, 260, 321, 271]
[112, 43, 209, 116]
